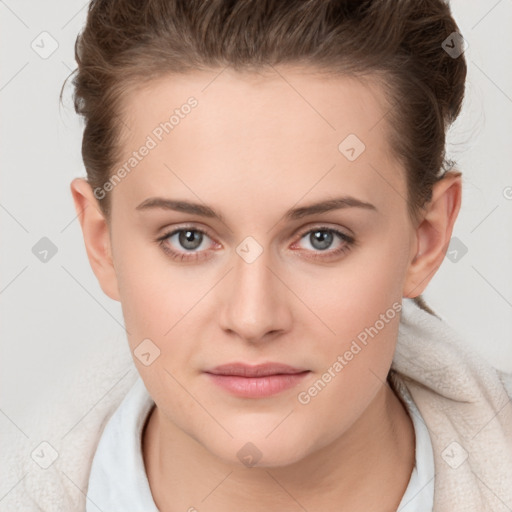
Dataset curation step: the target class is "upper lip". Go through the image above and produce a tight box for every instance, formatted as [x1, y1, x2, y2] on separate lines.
[205, 363, 309, 377]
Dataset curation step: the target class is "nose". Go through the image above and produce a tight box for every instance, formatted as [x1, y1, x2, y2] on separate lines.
[218, 242, 293, 344]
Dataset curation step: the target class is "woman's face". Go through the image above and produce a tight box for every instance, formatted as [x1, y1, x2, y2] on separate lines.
[107, 67, 419, 466]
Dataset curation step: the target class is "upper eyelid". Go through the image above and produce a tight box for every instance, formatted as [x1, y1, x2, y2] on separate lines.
[158, 224, 212, 238]
[296, 224, 352, 238]
[159, 223, 350, 237]
[159, 224, 352, 249]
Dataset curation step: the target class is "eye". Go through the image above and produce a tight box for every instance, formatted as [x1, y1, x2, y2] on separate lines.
[291, 226, 355, 261]
[156, 225, 355, 263]
[157, 227, 218, 262]
[172, 229, 207, 251]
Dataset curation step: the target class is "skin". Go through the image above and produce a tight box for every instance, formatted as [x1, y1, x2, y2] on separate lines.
[71, 66, 461, 511]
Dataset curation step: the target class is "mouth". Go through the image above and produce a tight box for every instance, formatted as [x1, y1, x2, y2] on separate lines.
[204, 363, 311, 398]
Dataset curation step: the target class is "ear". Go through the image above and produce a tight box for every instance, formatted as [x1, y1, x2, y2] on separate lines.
[403, 171, 462, 298]
[70, 178, 121, 302]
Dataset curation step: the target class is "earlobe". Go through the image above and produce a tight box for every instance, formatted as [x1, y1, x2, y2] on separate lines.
[70, 178, 121, 302]
[403, 171, 462, 298]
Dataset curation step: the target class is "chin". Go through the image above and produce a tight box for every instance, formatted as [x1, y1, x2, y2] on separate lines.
[204, 431, 313, 469]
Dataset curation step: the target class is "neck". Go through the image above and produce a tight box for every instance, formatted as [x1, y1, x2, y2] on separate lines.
[142, 381, 415, 511]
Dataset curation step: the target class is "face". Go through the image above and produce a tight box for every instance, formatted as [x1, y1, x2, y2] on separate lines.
[106, 67, 417, 467]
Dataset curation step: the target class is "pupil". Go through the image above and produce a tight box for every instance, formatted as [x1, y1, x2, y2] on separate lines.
[179, 230, 202, 250]
[311, 230, 332, 250]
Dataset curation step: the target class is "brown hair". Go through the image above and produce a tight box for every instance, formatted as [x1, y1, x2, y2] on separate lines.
[61, 0, 467, 315]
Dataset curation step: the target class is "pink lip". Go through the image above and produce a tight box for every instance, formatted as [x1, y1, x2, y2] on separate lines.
[204, 363, 310, 398]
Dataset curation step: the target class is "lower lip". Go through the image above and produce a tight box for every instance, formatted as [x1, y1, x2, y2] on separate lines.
[205, 372, 311, 398]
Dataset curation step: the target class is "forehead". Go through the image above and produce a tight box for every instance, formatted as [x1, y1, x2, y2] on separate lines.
[121, 66, 391, 146]
[113, 66, 406, 217]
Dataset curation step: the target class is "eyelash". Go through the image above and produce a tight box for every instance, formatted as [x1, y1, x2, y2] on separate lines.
[156, 225, 355, 263]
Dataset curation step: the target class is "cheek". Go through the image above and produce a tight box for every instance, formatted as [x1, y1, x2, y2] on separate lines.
[114, 249, 230, 398]
[290, 228, 407, 418]
[292, 267, 404, 448]
[114, 236, 200, 331]
[301, 227, 409, 342]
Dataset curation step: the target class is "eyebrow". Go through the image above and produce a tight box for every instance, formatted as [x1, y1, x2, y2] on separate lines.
[136, 195, 377, 221]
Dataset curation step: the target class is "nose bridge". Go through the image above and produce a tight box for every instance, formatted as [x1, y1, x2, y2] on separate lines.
[220, 238, 290, 341]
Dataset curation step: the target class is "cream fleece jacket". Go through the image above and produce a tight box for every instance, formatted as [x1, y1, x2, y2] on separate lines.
[1, 298, 511, 511]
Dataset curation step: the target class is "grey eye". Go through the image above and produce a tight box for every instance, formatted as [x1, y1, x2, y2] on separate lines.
[178, 230, 204, 250]
[307, 230, 334, 250]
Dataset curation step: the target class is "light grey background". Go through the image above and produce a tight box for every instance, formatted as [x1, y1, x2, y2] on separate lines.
[1, 1, 511, 432]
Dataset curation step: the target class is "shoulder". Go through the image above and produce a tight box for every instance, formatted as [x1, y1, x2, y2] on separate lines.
[496, 368, 512, 399]
[1, 335, 138, 511]
[392, 300, 512, 507]
[394, 298, 511, 402]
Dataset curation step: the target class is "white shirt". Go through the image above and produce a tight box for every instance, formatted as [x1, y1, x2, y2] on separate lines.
[86, 376, 435, 512]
